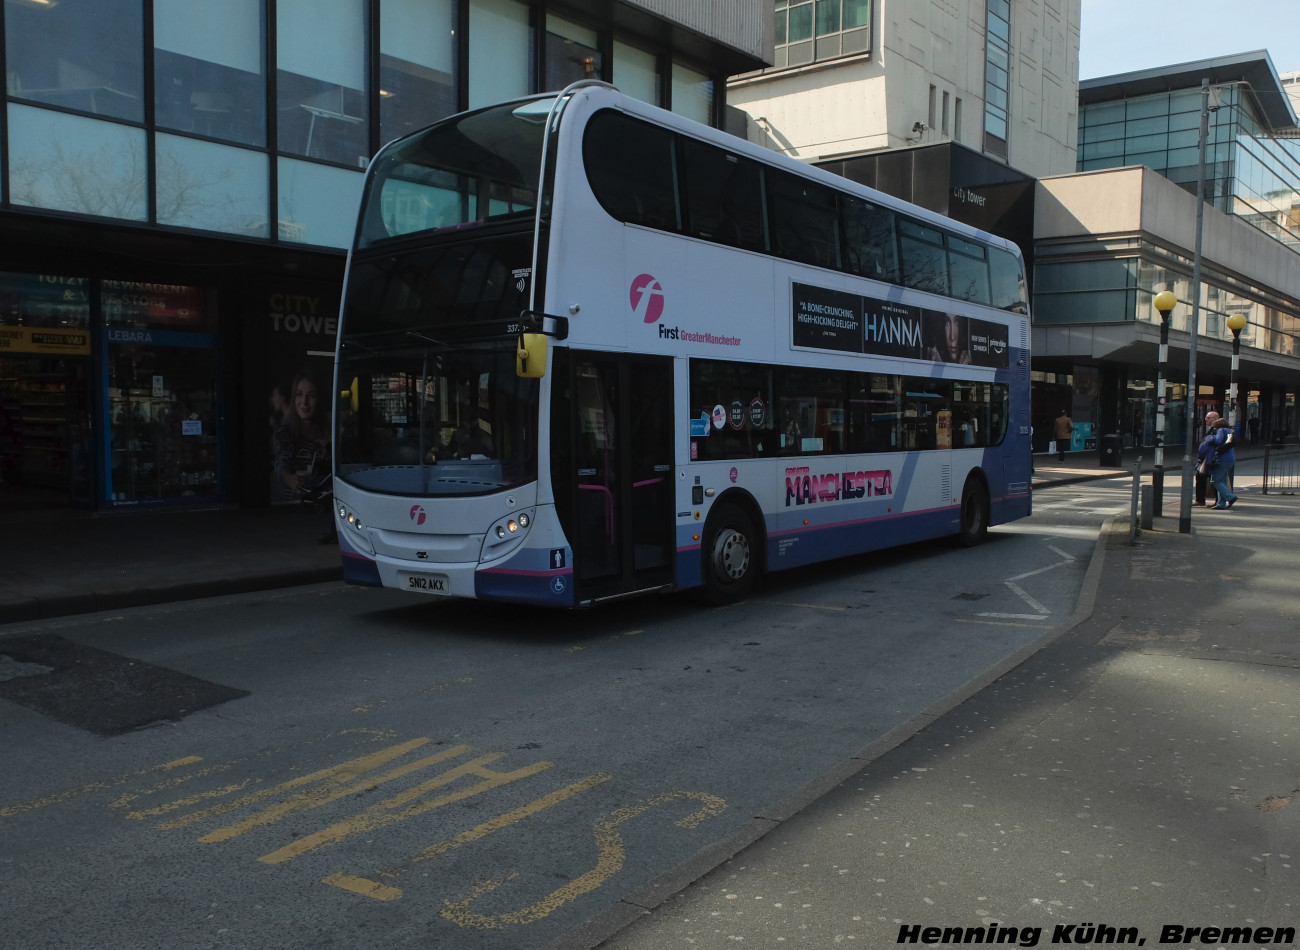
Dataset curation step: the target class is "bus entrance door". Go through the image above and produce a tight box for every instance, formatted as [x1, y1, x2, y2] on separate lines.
[571, 355, 674, 602]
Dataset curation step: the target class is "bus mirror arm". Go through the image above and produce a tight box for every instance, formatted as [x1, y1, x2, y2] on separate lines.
[519, 310, 569, 341]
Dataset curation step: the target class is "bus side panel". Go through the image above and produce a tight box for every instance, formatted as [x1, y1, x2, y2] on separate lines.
[986, 324, 1033, 526]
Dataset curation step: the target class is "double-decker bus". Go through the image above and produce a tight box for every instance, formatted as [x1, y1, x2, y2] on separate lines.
[331, 81, 1031, 608]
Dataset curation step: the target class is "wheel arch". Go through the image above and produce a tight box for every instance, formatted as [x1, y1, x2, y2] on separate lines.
[705, 488, 768, 575]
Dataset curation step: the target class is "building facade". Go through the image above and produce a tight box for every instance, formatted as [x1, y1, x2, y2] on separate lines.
[727, 5, 1300, 458]
[0, 0, 768, 513]
[1040, 52, 1300, 454]
[731, 0, 1080, 180]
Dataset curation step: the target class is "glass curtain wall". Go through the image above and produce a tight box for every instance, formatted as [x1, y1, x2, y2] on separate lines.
[469, 0, 535, 110]
[380, 0, 458, 143]
[1079, 84, 1300, 249]
[3, 0, 719, 248]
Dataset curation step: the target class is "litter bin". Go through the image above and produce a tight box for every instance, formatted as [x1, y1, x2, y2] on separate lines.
[1100, 433, 1123, 466]
[1273, 429, 1286, 446]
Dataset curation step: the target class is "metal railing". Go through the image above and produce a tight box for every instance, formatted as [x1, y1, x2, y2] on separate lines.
[1262, 444, 1300, 494]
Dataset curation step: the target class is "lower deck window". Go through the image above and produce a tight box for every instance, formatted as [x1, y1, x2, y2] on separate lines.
[690, 358, 1008, 462]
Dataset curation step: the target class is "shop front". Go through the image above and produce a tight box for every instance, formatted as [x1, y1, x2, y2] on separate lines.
[103, 280, 220, 508]
[0, 270, 222, 512]
[0, 274, 95, 508]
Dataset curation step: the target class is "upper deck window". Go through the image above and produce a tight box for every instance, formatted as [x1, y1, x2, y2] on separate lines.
[358, 97, 553, 248]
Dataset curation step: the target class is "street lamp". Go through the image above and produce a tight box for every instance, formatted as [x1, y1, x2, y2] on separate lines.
[1152, 290, 1177, 515]
[1178, 78, 1215, 535]
[1226, 312, 1247, 430]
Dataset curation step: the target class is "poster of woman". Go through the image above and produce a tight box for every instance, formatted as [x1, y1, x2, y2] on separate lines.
[925, 311, 972, 364]
[270, 367, 331, 504]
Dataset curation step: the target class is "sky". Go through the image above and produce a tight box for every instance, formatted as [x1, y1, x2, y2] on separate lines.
[1079, 0, 1300, 80]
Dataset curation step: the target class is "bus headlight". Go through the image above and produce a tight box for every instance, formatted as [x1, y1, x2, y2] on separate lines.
[334, 502, 375, 555]
[481, 508, 535, 562]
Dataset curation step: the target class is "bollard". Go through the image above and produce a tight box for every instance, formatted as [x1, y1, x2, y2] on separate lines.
[1141, 484, 1153, 530]
[1129, 453, 1142, 541]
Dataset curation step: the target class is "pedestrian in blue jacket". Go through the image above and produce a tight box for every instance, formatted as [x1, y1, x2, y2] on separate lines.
[1207, 418, 1238, 509]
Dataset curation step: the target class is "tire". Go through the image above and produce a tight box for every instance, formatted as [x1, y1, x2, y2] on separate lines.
[958, 478, 989, 547]
[700, 503, 760, 605]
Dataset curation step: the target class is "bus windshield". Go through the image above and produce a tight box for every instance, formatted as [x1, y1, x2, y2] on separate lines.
[357, 96, 556, 248]
[337, 99, 555, 497]
[336, 338, 538, 497]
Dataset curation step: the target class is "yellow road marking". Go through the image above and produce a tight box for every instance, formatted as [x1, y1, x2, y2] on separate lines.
[753, 599, 848, 612]
[1, 757, 202, 819]
[257, 752, 553, 865]
[324, 772, 613, 901]
[442, 790, 726, 929]
[167, 738, 459, 836]
[322, 874, 404, 902]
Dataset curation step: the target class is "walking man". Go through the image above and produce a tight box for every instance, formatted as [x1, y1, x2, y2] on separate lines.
[1054, 409, 1073, 463]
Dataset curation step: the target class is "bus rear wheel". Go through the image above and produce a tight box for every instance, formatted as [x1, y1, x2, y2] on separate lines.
[959, 478, 989, 547]
[701, 503, 759, 605]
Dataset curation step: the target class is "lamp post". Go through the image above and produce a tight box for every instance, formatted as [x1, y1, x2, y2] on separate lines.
[1152, 290, 1177, 515]
[1178, 78, 1214, 535]
[1226, 313, 1247, 431]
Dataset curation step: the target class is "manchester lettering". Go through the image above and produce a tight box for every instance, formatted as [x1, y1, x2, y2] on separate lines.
[784, 467, 893, 506]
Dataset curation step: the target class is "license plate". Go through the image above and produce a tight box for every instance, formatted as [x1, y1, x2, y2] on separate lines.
[401, 572, 450, 595]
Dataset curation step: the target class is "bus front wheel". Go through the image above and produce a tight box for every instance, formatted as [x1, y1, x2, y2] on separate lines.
[701, 503, 759, 605]
[959, 478, 989, 547]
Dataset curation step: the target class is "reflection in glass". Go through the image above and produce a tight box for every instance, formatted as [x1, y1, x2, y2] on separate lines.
[7, 105, 147, 220]
[277, 0, 368, 166]
[671, 62, 712, 125]
[469, 0, 534, 110]
[546, 14, 602, 90]
[4, 0, 143, 122]
[278, 157, 365, 247]
[154, 0, 266, 147]
[380, 0, 458, 143]
[155, 135, 270, 237]
[613, 40, 659, 106]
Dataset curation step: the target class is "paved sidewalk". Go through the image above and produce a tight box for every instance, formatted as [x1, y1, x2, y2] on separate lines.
[0, 500, 340, 625]
[575, 453, 1300, 949]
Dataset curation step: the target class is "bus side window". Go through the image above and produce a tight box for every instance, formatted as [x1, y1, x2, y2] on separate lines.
[898, 218, 950, 296]
[682, 140, 765, 252]
[947, 235, 990, 305]
[583, 111, 680, 231]
[768, 170, 839, 269]
[841, 196, 899, 283]
[989, 246, 1028, 313]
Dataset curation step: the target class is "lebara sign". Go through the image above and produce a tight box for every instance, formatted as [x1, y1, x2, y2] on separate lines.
[791, 282, 1008, 368]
